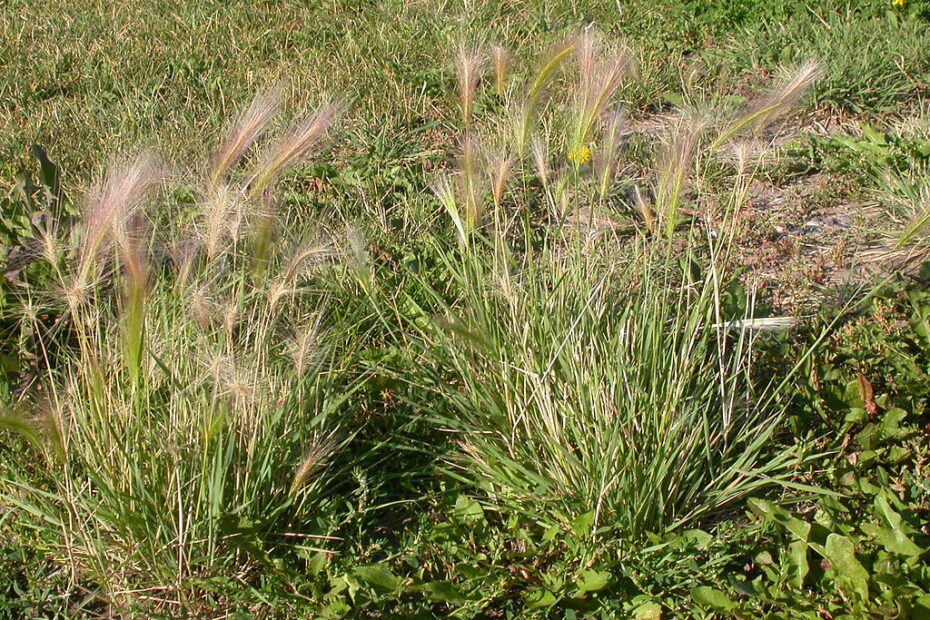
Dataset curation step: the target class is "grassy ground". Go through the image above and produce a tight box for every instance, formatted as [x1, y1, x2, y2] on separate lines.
[3, 0, 928, 173]
[1, 0, 929, 617]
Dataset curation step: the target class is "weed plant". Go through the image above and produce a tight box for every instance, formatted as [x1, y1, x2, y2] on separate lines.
[351, 33, 825, 545]
[0, 93, 361, 611]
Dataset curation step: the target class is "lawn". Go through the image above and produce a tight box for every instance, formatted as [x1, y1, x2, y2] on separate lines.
[1, 0, 929, 617]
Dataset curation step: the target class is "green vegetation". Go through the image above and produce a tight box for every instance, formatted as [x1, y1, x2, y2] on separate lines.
[1, 0, 929, 617]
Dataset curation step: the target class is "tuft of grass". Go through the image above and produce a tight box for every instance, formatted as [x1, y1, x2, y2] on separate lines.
[344, 36, 826, 550]
[395, 220, 815, 542]
[1, 93, 361, 611]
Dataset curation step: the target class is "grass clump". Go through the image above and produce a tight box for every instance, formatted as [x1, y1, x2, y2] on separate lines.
[411, 238, 805, 540]
[362, 34, 825, 547]
[0, 93, 359, 612]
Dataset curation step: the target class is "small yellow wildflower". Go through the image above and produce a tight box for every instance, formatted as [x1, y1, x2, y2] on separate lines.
[567, 144, 592, 166]
[892, 0, 906, 7]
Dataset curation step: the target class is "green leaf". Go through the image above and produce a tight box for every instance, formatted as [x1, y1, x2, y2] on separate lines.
[632, 601, 663, 619]
[353, 564, 402, 595]
[571, 511, 595, 537]
[860, 123, 887, 146]
[755, 550, 774, 566]
[575, 569, 611, 594]
[524, 588, 557, 609]
[681, 528, 713, 550]
[29, 144, 67, 215]
[452, 495, 485, 523]
[542, 523, 560, 542]
[320, 599, 351, 618]
[861, 523, 924, 557]
[874, 495, 906, 531]
[424, 581, 468, 604]
[661, 92, 686, 107]
[307, 551, 328, 576]
[788, 540, 809, 589]
[913, 595, 930, 620]
[690, 586, 736, 611]
[823, 534, 870, 601]
[748, 499, 811, 542]
[727, 576, 756, 596]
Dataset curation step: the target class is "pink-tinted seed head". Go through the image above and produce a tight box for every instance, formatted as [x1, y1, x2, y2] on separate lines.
[250, 99, 345, 195]
[79, 153, 162, 285]
[209, 89, 281, 189]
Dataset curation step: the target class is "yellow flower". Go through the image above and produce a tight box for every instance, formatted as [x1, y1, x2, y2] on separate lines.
[892, 0, 906, 7]
[567, 144, 592, 166]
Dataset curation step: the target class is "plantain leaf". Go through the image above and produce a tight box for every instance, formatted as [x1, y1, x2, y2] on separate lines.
[824, 534, 870, 601]
[789, 540, 809, 589]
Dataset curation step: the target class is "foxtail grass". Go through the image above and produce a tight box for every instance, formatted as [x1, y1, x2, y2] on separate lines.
[569, 33, 631, 168]
[399, 214, 817, 549]
[491, 45, 510, 98]
[208, 88, 280, 191]
[401, 36, 826, 548]
[456, 45, 484, 126]
[709, 61, 821, 151]
[654, 115, 706, 237]
[1, 93, 360, 612]
[516, 37, 578, 157]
